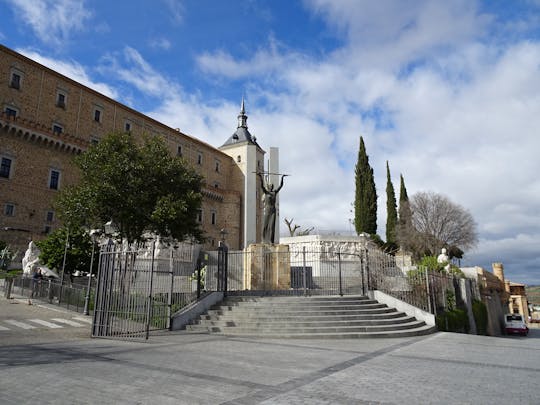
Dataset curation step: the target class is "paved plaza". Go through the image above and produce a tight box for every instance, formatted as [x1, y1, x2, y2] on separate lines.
[1, 295, 539, 404]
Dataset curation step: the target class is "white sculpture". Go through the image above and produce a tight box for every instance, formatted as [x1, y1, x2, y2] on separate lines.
[21, 241, 59, 278]
[437, 248, 450, 271]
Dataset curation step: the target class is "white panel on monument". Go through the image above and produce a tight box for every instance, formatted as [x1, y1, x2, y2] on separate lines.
[268, 147, 280, 244]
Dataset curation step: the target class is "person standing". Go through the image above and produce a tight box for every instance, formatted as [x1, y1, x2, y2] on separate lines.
[29, 267, 43, 305]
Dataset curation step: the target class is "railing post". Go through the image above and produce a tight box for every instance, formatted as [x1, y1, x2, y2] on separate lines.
[360, 252, 365, 296]
[145, 240, 156, 340]
[425, 268, 432, 314]
[302, 246, 307, 296]
[168, 248, 174, 330]
[364, 248, 371, 291]
[196, 258, 201, 299]
[338, 251, 343, 296]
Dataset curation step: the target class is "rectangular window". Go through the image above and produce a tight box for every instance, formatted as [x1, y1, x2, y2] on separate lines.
[197, 153, 203, 165]
[10, 73, 21, 89]
[215, 161, 220, 172]
[5, 107, 18, 118]
[56, 92, 66, 108]
[0, 157, 12, 178]
[196, 209, 203, 223]
[4, 204, 15, 216]
[49, 170, 60, 190]
[44, 225, 51, 234]
[177, 145, 182, 157]
[124, 122, 131, 132]
[46, 211, 54, 222]
[211, 212, 216, 225]
[94, 109, 102, 123]
[52, 124, 63, 135]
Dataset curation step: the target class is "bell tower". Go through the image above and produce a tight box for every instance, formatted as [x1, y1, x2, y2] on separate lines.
[220, 98, 266, 248]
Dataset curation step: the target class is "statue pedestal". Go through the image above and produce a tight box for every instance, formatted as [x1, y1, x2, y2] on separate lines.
[244, 244, 290, 291]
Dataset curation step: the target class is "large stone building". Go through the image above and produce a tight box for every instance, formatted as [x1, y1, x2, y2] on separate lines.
[0, 44, 276, 255]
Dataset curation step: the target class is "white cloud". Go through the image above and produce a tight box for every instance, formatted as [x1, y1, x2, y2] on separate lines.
[163, 0, 184, 24]
[196, 36, 304, 79]
[6, 0, 92, 46]
[16, 49, 118, 99]
[184, 2, 540, 283]
[98, 47, 179, 98]
[148, 37, 172, 51]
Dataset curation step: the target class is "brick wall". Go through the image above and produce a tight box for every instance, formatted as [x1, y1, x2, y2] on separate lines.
[0, 45, 248, 255]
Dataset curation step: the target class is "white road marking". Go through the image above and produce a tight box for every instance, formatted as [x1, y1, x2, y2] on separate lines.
[28, 319, 64, 329]
[51, 318, 85, 327]
[4, 320, 36, 329]
[72, 316, 92, 324]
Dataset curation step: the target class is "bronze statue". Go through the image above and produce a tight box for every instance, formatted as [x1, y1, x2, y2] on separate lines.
[257, 173, 288, 244]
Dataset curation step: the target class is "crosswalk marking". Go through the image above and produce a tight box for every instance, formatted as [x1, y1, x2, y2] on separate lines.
[73, 316, 92, 324]
[0, 317, 91, 331]
[28, 319, 64, 328]
[51, 318, 85, 327]
[4, 320, 36, 329]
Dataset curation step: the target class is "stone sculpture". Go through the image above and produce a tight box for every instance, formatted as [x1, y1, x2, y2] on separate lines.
[21, 241, 59, 278]
[257, 173, 288, 244]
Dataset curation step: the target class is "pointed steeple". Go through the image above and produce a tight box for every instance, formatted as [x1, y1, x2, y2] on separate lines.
[221, 97, 262, 148]
[237, 96, 248, 128]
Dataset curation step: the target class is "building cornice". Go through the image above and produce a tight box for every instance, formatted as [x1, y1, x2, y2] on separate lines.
[0, 114, 87, 154]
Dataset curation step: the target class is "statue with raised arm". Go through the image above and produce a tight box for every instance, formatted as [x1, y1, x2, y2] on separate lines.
[257, 173, 288, 244]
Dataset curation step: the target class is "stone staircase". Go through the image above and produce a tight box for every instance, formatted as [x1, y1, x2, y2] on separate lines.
[186, 295, 436, 338]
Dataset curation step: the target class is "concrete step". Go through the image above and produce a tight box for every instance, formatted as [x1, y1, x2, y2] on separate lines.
[200, 311, 407, 322]
[194, 316, 418, 328]
[206, 307, 397, 317]
[187, 324, 437, 339]
[187, 320, 428, 334]
[187, 295, 435, 338]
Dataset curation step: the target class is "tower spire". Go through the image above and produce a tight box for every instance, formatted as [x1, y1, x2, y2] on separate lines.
[237, 96, 248, 128]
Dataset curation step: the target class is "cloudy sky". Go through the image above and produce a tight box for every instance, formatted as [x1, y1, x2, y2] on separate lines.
[1, 0, 539, 284]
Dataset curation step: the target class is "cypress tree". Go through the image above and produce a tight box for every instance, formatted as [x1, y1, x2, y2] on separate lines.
[385, 161, 397, 245]
[398, 174, 412, 228]
[354, 136, 377, 235]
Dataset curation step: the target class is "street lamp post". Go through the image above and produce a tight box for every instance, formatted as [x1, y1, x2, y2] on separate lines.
[83, 229, 100, 316]
[58, 229, 69, 303]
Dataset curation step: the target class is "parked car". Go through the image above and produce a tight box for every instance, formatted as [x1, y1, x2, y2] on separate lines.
[504, 313, 529, 336]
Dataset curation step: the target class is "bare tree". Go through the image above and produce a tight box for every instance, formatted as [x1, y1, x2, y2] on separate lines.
[284, 218, 314, 237]
[400, 191, 478, 257]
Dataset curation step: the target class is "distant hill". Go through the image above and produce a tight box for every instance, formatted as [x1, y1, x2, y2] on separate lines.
[527, 285, 540, 304]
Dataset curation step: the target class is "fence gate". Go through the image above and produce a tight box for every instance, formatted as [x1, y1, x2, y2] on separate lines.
[92, 240, 200, 339]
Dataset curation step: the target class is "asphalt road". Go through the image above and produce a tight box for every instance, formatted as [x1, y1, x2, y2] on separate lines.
[1, 295, 539, 404]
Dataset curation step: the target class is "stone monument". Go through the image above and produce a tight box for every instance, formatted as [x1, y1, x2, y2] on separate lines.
[437, 248, 450, 272]
[244, 173, 290, 290]
[21, 241, 59, 278]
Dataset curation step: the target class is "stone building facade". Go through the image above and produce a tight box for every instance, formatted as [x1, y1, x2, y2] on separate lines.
[0, 44, 270, 255]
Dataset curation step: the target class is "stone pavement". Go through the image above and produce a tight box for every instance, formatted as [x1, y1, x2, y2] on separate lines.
[1, 319, 538, 404]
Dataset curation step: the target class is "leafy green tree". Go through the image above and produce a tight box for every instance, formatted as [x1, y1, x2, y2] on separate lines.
[36, 227, 97, 277]
[354, 136, 377, 235]
[56, 132, 203, 243]
[385, 161, 397, 248]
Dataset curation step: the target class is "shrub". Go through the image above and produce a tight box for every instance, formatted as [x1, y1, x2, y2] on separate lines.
[436, 308, 470, 333]
[472, 299, 488, 335]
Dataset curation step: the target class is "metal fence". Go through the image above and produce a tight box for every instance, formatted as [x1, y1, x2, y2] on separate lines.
[205, 245, 367, 296]
[92, 240, 202, 340]
[1, 276, 94, 313]
[89, 240, 478, 340]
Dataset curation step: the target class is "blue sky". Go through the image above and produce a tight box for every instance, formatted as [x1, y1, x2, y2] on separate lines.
[1, 0, 540, 284]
